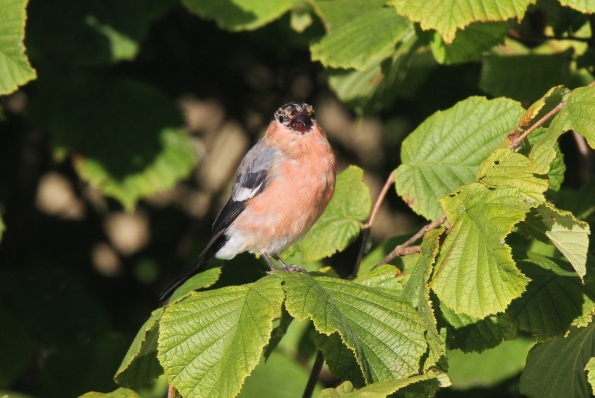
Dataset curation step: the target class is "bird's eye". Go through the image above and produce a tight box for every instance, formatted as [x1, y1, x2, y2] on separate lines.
[277, 115, 288, 124]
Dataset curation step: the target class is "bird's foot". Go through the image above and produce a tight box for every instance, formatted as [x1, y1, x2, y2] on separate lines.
[280, 264, 308, 273]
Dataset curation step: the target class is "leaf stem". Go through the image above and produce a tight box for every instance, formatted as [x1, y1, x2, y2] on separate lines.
[375, 215, 447, 267]
[351, 172, 394, 278]
[302, 350, 325, 398]
[508, 101, 567, 149]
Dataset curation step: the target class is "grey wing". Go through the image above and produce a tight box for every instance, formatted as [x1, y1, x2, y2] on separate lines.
[211, 142, 279, 234]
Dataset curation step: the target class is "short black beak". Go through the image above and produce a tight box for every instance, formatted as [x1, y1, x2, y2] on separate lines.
[289, 113, 313, 133]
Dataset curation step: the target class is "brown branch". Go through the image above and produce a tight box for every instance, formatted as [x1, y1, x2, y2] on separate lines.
[351, 172, 395, 278]
[302, 351, 325, 398]
[508, 101, 567, 149]
[375, 214, 447, 267]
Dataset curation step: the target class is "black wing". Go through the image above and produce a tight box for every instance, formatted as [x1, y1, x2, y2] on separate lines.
[158, 142, 278, 302]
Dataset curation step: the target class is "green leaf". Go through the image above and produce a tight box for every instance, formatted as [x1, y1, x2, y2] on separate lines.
[26, 0, 148, 66]
[432, 184, 533, 318]
[114, 308, 163, 388]
[430, 22, 508, 64]
[520, 324, 595, 398]
[394, 97, 525, 221]
[526, 127, 566, 192]
[476, 148, 549, 202]
[559, 0, 595, 13]
[480, 53, 572, 102]
[391, 0, 534, 43]
[442, 305, 517, 353]
[448, 338, 534, 389]
[316, 332, 366, 388]
[238, 351, 323, 398]
[263, 305, 293, 360]
[401, 229, 445, 370]
[0, 0, 36, 95]
[318, 372, 439, 398]
[291, 166, 371, 263]
[564, 85, 595, 149]
[182, 0, 295, 31]
[310, 8, 411, 71]
[79, 388, 140, 398]
[353, 264, 407, 295]
[552, 180, 595, 220]
[49, 77, 197, 210]
[358, 235, 421, 275]
[158, 276, 284, 398]
[326, 34, 431, 114]
[535, 204, 590, 279]
[586, 357, 595, 395]
[508, 252, 595, 340]
[280, 272, 427, 383]
[313, 0, 387, 32]
[169, 267, 222, 302]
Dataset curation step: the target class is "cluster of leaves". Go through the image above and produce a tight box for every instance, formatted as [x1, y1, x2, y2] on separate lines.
[2, 0, 595, 397]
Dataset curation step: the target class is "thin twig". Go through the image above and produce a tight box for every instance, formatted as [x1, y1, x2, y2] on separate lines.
[302, 351, 325, 398]
[508, 101, 567, 149]
[572, 130, 594, 181]
[376, 215, 447, 267]
[351, 172, 395, 278]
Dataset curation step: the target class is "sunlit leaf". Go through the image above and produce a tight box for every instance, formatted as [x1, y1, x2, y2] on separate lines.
[586, 357, 595, 395]
[80, 388, 140, 398]
[391, 0, 534, 43]
[0, 0, 36, 95]
[158, 276, 284, 398]
[280, 272, 427, 383]
[310, 8, 411, 71]
[432, 184, 533, 318]
[394, 97, 524, 221]
[318, 372, 439, 398]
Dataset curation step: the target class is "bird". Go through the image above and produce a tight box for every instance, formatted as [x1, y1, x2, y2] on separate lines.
[159, 102, 336, 301]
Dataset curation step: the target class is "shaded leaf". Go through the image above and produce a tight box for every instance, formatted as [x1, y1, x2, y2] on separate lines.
[26, 0, 148, 66]
[182, 0, 295, 31]
[49, 77, 196, 210]
[238, 351, 323, 398]
[520, 324, 595, 398]
[158, 276, 284, 398]
[314, 0, 387, 32]
[508, 252, 595, 340]
[316, 333, 366, 388]
[432, 184, 534, 318]
[292, 166, 371, 263]
[114, 308, 163, 388]
[310, 8, 411, 71]
[394, 97, 525, 221]
[263, 305, 293, 360]
[430, 22, 508, 64]
[401, 229, 445, 370]
[480, 53, 572, 102]
[441, 305, 517, 353]
[280, 272, 427, 383]
[391, 0, 534, 43]
[0, 0, 36, 95]
[564, 85, 595, 149]
[449, 338, 534, 390]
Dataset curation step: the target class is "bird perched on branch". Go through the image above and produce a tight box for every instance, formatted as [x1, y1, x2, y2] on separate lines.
[159, 102, 336, 301]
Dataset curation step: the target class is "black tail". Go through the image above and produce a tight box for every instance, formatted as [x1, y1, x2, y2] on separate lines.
[158, 257, 208, 303]
[158, 234, 228, 303]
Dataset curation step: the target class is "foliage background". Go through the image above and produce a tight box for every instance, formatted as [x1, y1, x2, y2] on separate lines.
[1, 0, 594, 397]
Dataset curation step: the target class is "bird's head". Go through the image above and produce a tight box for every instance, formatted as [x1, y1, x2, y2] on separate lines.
[274, 102, 316, 134]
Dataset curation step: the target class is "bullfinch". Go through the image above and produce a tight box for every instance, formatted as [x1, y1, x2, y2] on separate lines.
[159, 102, 336, 301]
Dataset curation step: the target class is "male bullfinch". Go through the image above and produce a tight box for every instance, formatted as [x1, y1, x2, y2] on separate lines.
[159, 102, 336, 301]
